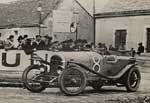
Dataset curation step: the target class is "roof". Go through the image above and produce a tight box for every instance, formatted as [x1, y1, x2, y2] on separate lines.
[100, 0, 150, 13]
[74, 0, 92, 17]
[0, 0, 62, 27]
[95, 0, 150, 18]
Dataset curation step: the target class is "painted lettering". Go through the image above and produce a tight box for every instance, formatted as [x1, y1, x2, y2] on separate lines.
[2, 53, 20, 67]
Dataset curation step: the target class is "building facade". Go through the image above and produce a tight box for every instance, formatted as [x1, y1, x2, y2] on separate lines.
[43, 0, 94, 42]
[95, 0, 150, 51]
[0, 0, 94, 44]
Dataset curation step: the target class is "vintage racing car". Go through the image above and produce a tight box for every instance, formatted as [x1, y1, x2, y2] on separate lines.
[22, 51, 141, 96]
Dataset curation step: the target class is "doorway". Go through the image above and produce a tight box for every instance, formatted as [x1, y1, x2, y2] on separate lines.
[115, 29, 127, 49]
[146, 28, 150, 52]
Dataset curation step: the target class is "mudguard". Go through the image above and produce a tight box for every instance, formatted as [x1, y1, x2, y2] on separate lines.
[69, 61, 137, 80]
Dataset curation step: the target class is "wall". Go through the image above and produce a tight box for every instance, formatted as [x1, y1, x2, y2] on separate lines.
[44, 0, 94, 42]
[43, 14, 53, 37]
[96, 15, 150, 50]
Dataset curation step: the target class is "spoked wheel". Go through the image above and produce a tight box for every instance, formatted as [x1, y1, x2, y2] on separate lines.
[22, 65, 47, 93]
[125, 67, 141, 92]
[59, 67, 87, 96]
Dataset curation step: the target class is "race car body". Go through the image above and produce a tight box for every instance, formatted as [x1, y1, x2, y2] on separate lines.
[50, 51, 136, 77]
[22, 51, 141, 96]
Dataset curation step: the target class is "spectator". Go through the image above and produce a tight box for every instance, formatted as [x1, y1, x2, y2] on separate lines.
[4, 35, 15, 50]
[0, 40, 4, 49]
[97, 43, 107, 51]
[22, 39, 33, 55]
[84, 43, 93, 51]
[137, 42, 144, 55]
[81, 39, 88, 48]
[20, 35, 29, 47]
[50, 41, 60, 51]
[74, 39, 83, 51]
[102, 43, 107, 51]
[97, 42, 103, 48]
[96, 43, 109, 55]
[109, 45, 114, 50]
[23, 35, 28, 40]
[130, 48, 136, 57]
[61, 39, 74, 51]
[109, 45, 117, 51]
[43, 35, 53, 50]
[32, 35, 45, 50]
[17, 35, 24, 49]
[118, 43, 125, 50]
[90, 42, 95, 49]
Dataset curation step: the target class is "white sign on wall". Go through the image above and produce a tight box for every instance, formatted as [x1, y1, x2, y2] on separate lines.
[0, 50, 56, 71]
[0, 50, 54, 80]
[0, 50, 30, 71]
[53, 10, 73, 33]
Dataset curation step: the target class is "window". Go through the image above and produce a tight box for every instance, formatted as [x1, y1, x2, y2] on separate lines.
[115, 29, 127, 49]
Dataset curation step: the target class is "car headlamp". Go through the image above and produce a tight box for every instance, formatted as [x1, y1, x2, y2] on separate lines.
[56, 66, 64, 75]
[40, 68, 45, 72]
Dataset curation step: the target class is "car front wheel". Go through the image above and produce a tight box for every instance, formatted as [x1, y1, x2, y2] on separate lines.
[125, 67, 141, 92]
[22, 65, 47, 93]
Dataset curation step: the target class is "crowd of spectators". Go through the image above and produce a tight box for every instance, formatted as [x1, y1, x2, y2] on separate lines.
[0, 35, 96, 53]
[0, 35, 52, 51]
[0, 34, 145, 57]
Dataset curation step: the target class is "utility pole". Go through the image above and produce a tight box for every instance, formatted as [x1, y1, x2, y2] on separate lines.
[37, 3, 42, 36]
[93, 0, 96, 46]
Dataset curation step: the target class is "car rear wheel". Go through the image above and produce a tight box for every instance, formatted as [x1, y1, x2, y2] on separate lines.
[125, 67, 141, 92]
[59, 67, 87, 96]
[22, 65, 47, 93]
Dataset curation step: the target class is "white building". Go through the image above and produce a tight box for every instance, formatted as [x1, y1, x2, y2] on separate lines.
[95, 0, 150, 51]
[0, 0, 94, 44]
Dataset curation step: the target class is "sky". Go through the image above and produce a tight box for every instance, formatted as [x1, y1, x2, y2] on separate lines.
[0, 0, 109, 13]
[78, 0, 109, 13]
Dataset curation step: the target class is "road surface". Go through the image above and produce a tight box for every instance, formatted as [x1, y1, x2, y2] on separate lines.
[0, 66, 150, 103]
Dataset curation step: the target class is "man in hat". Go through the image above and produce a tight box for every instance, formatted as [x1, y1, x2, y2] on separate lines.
[137, 42, 144, 55]
[32, 35, 46, 50]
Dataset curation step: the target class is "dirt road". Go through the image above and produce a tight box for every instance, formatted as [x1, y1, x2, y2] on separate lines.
[0, 66, 149, 103]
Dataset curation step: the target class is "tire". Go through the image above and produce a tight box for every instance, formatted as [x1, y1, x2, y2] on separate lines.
[22, 65, 47, 93]
[125, 67, 141, 92]
[58, 67, 87, 96]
